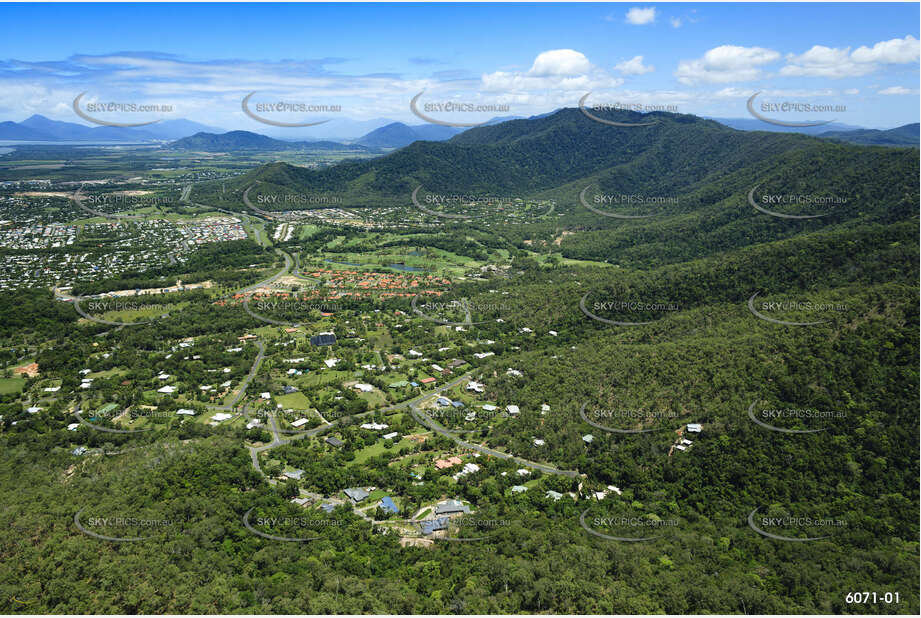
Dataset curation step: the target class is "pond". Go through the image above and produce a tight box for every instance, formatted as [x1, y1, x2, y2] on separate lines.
[387, 263, 426, 272]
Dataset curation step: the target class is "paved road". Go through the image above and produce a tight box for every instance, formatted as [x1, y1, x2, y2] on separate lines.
[243, 183, 281, 221]
[248, 373, 475, 461]
[234, 249, 292, 296]
[408, 394, 580, 478]
[71, 186, 145, 220]
[205, 339, 265, 411]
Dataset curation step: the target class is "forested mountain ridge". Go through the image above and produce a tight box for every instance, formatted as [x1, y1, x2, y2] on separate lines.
[210, 107, 916, 212]
[169, 130, 372, 152]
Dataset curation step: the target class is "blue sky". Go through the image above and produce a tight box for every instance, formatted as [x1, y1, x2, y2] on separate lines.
[0, 2, 918, 134]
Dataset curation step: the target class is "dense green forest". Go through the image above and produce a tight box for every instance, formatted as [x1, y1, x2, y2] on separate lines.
[0, 107, 917, 614]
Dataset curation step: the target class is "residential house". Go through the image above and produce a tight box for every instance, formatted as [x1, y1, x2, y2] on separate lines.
[344, 487, 370, 503]
[435, 499, 470, 515]
[378, 496, 399, 514]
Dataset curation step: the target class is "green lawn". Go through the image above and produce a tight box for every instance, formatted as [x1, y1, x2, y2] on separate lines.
[0, 378, 26, 394]
[276, 392, 311, 409]
[351, 437, 415, 465]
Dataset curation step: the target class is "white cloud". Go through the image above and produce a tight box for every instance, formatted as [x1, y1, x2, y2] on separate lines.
[782, 36, 920, 78]
[713, 87, 757, 98]
[780, 45, 874, 78]
[614, 55, 654, 75]
[713, 87, 840, 99]
[675, 45, 781, 85]
[852, 36, 920, 64]
[529, 49, 591, 76]
[670, 17, 682, 28]
[480, 49, 625, 92]
[844, 88, 860, 95]
[878, 86, 918, 95]
[625, 7, 657, 25]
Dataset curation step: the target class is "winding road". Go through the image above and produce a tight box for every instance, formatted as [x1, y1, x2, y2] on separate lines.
[244, 371, 577, 480]
[205, 339, 265, 411]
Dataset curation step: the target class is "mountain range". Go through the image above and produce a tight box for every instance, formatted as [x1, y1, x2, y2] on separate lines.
[0, 114, 223, 142]
[1, 112, 917, 152]
[220, 107, 916, 207]
[168, 131, 373, 152]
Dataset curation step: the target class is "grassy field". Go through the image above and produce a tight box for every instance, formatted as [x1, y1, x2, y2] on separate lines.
[276, 391, 311, 409]
[351, 437, 415, 465]
[0, 377, 26, 394]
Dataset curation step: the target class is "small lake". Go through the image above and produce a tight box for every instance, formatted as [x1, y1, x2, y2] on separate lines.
[324, 259, 428, 272]
[387, 263, 426, 272]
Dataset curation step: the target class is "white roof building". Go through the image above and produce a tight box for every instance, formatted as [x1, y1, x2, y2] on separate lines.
[466, 381, 485, 393]
[687, 423, 702, 433]
[506, 405, 520, 415]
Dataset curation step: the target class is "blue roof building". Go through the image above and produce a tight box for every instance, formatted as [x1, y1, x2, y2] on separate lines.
[378, 496, 399, 514]
[420, 517, 450, 535]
